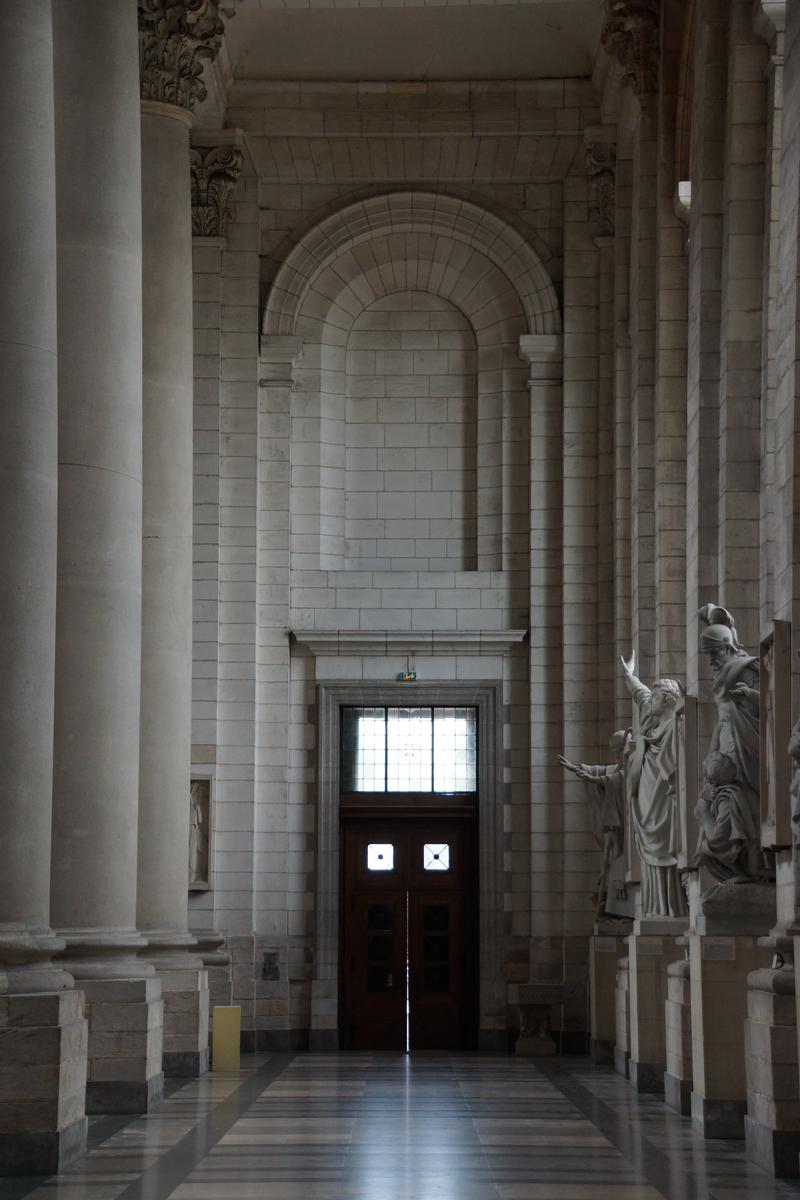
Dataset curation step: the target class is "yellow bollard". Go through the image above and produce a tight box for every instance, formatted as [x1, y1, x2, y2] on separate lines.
[212, 1005, 241, 1072]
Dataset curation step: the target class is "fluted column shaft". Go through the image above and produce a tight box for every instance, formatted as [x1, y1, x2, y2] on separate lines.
[0, 0, 69, 993]
[137, 101, 197, 954]
[50, 0, 150, 980]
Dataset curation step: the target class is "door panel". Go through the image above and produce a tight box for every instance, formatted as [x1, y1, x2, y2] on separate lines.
[341, 816, 476, 1051]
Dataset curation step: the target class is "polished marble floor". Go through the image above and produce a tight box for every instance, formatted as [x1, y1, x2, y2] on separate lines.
[4, 1054, 800, 1200]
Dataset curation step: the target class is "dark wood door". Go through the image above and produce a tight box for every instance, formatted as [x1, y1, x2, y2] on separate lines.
[341, 816, 476, 1051]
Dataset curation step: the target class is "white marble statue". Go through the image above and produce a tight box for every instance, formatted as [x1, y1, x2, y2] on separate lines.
[558, 729, 631, 918]
[789, 716, 800, 844]
[697, 604, 760, 879]
[619, 651, 687, 919]
[189, 780, 209, 886]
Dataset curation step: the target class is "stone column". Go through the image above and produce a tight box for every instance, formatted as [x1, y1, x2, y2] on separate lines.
[0, 0, 87, 1173]
[664, 956, 693, 1115]
[589, 930, 629, 1064]
[627, 927, 685, 1093]
[136, 0, 230, 1075]
[520, 334, 566, 1039]
[614, 954, 631, 1077]
[50, 0, 163, 1114]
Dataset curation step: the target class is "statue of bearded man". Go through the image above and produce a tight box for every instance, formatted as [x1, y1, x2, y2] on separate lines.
[697, 604, 760, 875]
[620, 650, 687, 919]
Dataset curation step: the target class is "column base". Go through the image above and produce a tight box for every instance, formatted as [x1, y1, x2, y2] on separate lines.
[155, 966, 209, 1077]
[613, 1046, 630, 1078]
[745, 1116, 800, 1177]
[691, 1092, 746, 1139]
[0, 990, 88, 1176]
[629, 1059, 664, 1094]
[664, 1071, 692, 1116]
[590, 1037, 614, 1065]
[0, 1116, 88, 1177]
[163, 1046, 209, 1077]
[81, 977, 163, 1113]
[88, 1072, 163, 1114]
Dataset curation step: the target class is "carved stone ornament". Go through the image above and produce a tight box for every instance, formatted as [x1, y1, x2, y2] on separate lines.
[601, 0, 660, 97]
[139, 0, 233, 112]
[191, 145, 243, 237]
[586, 141, 616, 239]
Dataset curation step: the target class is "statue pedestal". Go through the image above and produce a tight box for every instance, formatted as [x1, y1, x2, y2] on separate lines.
[627, 924, 686, 1093]
[744, 962, 800, 1177]
[590, 922, 631, 1064]
[687, 883, 775, 1138]
[665, 954, 692, 1115]
[614, 955, 630, 1078]
[689, 930, 772, 1138]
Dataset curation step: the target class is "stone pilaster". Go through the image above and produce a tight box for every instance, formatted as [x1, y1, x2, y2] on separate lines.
[744, 962, 800, 1177]
[50, 0, 163, 1114]
[614, 954, 631, 1077]
[664, 956, 693, 1115]
[137, 0, 232, 1075]
[590, 929, 629, 1063]
[627, 924, 686, 1093]
[0, 0, 87, 1174]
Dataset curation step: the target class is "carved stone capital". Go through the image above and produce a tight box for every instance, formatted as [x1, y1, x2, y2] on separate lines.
[191, 144, 243, 236]
[601, 0, 660, 97]
[139, 0, 233, 112]
[585, 139, 616, 239]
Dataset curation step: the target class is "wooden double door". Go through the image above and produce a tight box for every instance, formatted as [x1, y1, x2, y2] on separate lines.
[341, 815, 477, 1052]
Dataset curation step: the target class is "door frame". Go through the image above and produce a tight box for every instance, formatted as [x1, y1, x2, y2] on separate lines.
[310, 680, 505, 1050]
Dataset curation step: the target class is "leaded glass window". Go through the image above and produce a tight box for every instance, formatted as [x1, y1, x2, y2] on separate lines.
[341, 706, 477, 793]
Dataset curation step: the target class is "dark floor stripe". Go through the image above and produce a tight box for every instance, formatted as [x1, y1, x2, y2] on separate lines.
[535, 1058, 713, 1200]
[112, 1054, 294, 1200]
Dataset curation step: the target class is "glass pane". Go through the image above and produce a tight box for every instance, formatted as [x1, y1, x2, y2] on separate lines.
[368, 967, 394, 992]
[387, 707, 432, 792]
[424, 935, 449, 962]
[367, 936, 393, 962]
[367, 843, 394, 871]
[367, 904, 393, 931]
[341, 707, 386, 792]
[423, 843, 450, 872]
[433, 706, 477, 792]
[423, 965, 450, 993]
[423, 904, 449, 932]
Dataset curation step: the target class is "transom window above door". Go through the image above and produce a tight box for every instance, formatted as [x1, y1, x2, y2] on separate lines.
[340, 706, 477, 794]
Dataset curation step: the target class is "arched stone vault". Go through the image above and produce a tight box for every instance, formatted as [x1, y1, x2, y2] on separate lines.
[261, 191, 562, 571]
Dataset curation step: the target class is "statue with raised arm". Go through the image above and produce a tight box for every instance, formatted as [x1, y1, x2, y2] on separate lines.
[697, 604, 760, 879]
[619, 650, 687, 919]
[558, 728, 631, 918]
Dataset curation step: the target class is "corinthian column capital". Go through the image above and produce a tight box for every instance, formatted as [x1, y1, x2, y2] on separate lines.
[190, 143, 243, 236]
[138, 0, 232, 112]
[601, 0, 660, 97]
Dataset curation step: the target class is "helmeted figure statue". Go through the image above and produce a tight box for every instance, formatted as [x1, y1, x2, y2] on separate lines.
[619, 651, 687, 919]
[557, 728, 631, 918]
[697, 604, 760, 879]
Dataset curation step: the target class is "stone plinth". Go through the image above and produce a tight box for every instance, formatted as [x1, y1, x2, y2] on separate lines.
[590, 928, 631, 1064]
[157, 966, 209, 1076]
[744, 963, 800, 1177]
[665, 956, 692, 1115]
[194, 932, 232, 1030]
[690, 933, 771, 1138]
[0, 990, 87, 1175]
[628, 927, 686, 1093]
[614, 955, 630, 1078]
[81, 977, 163, 1113]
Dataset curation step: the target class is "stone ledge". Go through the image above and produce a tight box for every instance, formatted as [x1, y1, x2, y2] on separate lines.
[291, 628, 528, 656]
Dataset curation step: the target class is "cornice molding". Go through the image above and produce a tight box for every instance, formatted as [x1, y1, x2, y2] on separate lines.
[291, 630, 528, 657]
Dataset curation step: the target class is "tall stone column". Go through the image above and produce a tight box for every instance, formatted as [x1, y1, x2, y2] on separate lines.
[0, 0, 87, 1173]
[49, 0, 164, 1114]
[137, 0, 229, 1075]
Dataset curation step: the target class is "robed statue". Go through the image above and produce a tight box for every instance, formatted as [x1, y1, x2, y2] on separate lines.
[557, 728, 631, 918]
[619, 651, 687, 919]
[695, 604, 760, 880]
